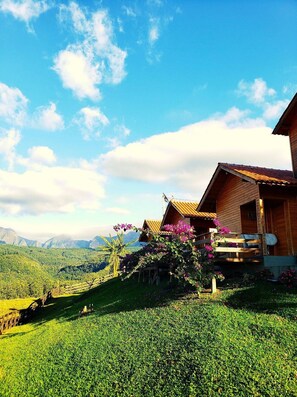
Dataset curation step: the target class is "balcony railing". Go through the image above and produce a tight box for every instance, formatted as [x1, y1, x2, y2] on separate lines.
[195, 232, 263, 263]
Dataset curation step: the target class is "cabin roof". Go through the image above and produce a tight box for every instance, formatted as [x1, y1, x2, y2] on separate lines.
[198, 163, 297, 213]
[220, 163, 296, 185]
[272, 93, 297, 136]
[162, 200, 216, 225]
[143, 219, 162, 233]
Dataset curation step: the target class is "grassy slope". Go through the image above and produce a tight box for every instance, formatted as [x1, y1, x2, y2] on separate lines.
[0, 279, 297, 397]
[0, 297, 36, 316]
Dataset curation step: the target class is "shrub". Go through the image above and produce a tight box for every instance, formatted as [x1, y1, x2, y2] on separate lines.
[278, 269, 297, 288]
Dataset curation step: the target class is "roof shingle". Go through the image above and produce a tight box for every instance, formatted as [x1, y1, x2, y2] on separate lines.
[220, 163, 297, 186]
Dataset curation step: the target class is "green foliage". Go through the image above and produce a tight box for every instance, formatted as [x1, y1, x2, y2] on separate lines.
[0, 245, 106, 298]
[0, 253, 53, 299]
[0, 279, 297, 396]
[100, 230, 138, 277]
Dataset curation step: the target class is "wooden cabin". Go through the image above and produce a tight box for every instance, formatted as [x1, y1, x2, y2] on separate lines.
[197, 163, 297, 276]
[161, 199, 216, 236]
[139, 219, 162, 242]
[196, 93, 297, 277]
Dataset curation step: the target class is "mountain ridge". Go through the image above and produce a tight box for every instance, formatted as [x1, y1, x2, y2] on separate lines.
[0, 227, 141, 249]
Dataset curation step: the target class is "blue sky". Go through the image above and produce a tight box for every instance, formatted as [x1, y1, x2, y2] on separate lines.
[0, 0, 296, 241]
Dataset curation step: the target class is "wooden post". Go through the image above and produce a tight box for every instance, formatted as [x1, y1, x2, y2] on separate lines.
[211, 277, 217, 294]
[259, 198, 268, 255]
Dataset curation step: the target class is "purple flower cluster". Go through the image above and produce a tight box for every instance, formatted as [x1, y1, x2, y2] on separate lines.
[213, 218, 231, 235]
[113, 223, 134, 232]
[163, 221, 195, 241]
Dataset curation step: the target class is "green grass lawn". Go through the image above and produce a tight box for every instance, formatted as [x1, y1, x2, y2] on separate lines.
[0, 278, 297, 397]
[0, 297, 36, 316]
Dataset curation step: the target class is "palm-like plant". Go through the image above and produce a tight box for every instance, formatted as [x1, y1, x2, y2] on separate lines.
[100, 224, 138, 277]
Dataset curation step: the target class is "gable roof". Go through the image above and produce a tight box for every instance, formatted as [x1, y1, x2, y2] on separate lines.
[139, 219, 162, 242]
[272, 93, 297, 136]
[162, 199, 216, 226]
[220, 163, 297, 185]
[142, 219, 162, 233]
[198, 163, 297, 213]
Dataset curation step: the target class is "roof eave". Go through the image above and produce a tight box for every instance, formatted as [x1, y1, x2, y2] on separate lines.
[272, 93, 297, 136]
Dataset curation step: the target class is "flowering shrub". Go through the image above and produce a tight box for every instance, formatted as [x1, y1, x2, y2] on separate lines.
[120, 219, 230, 294]
[279, 269, 297, 288]
[163, 221, 195, 242]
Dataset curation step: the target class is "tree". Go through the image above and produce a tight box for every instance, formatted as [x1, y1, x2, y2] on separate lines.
[100, 224, 138, 277]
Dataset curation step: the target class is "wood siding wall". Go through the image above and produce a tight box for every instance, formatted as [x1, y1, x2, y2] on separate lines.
[216, 174, 260, 233]
[163, 207, 184, 226]
[289, 118, 297, 178]
[260, 185, 297, 255]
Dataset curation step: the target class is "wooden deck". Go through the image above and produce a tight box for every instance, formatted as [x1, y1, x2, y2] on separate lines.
[195, 232, 263, 263]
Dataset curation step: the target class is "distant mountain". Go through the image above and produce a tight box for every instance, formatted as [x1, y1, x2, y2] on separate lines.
[0, 227, 141, 249]
[0, 227, 41, 247]
[42, 235, 91, 249]
[90, 231, 141, 249]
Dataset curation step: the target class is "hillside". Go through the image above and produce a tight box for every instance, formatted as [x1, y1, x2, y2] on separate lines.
[0, 245, 107, 298]
[0, 279, 297, 396]
[0, 253, 53, 299]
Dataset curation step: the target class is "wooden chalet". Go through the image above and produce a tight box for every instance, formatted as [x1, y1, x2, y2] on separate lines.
[161, 199, 216, 236]
[139, 219, 162, 242]
[196, 92, 297, 277]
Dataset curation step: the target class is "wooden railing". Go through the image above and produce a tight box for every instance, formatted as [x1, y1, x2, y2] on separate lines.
[0, 311, 22, 335]
[61, 274, 114, 294]
[195, 232, 263, 263]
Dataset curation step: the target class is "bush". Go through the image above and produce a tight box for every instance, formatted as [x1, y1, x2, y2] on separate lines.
[278, 269, 297, 288]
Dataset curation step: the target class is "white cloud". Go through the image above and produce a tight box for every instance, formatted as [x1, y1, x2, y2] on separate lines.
[0, 0, 50, 27]
[27, 146, 56, 166]
[0, 166, 106, 215]
[263, 99, 289, 120]
[237, 78, 276, 104]
[54, 3, 127, 98]
[0, 82, 28, 126]
[75, 106, 109, 140]
[53, 47, 102, 100]
[100, 112, 291, 195]
[0, 128, 21, 169]
[32, 102, 64, 131]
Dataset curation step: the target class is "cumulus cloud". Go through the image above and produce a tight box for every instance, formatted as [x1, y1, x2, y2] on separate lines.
[0, 0, 50, 27]
[54, 3, 127, 99]
[0, 166, 106, 215]
[53, 48, 102, 100]
[0, 128, 21, 169]
[31, 102, 64, 131]
[27, 146, 56, 165]
[0, 82, 28, 126]
[100, 113, 291, 195]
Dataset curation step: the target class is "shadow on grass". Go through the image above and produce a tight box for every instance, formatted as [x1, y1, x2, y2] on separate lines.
[223, 281, 297, 319]
[23, 278, 180, 326]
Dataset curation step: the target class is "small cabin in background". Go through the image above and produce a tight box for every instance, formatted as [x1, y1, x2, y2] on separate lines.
[161, 199, 216, 236]
[139, 220, 162, 242]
